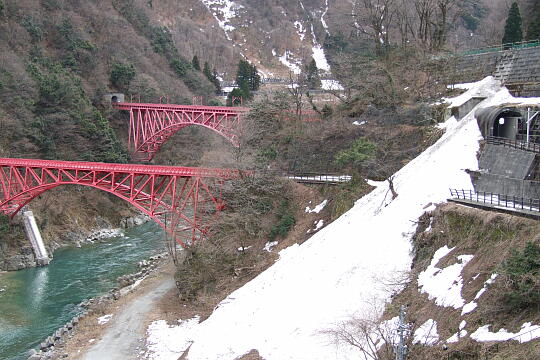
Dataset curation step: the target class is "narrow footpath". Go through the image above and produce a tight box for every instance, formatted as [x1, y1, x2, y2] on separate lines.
[83, 276, 174, 359]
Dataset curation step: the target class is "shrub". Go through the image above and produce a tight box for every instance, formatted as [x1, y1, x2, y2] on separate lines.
[174, 245, 238, 300]
[110, 62, 136, 90]
[335, 138, 376, 168]
[21, 16, 44, 43]
[170, 59, 189, 77]
[269, 200, 295, 240]
[499, 241, 540, 311]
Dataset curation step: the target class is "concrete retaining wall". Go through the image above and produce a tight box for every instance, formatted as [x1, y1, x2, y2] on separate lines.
[479, 144, 536, 179]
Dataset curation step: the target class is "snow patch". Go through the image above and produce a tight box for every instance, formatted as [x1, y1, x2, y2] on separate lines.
[321, 79, 344, 91]
[200, 0, 243, 40]
[413, 319, 439, 345]
[312, 45, 330, 71]
[305, 200, 328, 214]
[470, 323, 540, 343]
[97, 314, 112, 325]
[418, 246, 474, 309]
[278, 50, 301, 74]
[264, 241, 278, 252]
[462, 274, 498, 315]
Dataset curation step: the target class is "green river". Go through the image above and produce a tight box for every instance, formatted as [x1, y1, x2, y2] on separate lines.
[0, 222, 165, 360]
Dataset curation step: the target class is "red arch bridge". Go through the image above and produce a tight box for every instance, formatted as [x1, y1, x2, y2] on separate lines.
[113, 102, 250, 162]
[0, 158, 243, 247]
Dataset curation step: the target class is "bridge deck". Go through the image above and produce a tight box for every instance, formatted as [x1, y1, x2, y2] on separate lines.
[113, 102, 250, 113]
[0, 158, 241, 178]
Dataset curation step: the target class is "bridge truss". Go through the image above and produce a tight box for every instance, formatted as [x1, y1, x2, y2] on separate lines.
[0, 158, 241, 247]
[113, 103, 249, 161]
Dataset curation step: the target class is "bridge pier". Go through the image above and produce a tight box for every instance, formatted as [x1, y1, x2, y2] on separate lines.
[22, 211, 50, 266]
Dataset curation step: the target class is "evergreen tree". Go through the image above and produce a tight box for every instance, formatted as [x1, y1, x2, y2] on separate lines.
[203, 61, 212, 80]
[191, 55, 201, 71]
[527, 4, 540, 40]
[305, 59, 321, 89]
[502, 2, 523, 45]
[202, 61, 221, 94]
[235, 60, 260, 92]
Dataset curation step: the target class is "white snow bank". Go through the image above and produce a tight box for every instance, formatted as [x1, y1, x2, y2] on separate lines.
[443, 77, 501, 108]
[471, 322, 540, 343]
[145, 317, 200, 359]
[181, 79, 490, 360]
[312, 45, 330, 71]
[305, 200, 328, 214]
[413, 319, 439, 345]
[418, 246, 473, 309]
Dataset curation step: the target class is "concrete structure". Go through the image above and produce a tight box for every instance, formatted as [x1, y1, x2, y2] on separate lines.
[470, 144, 540, 199]
[454, 44, 540, 96]
[103, 93, 125, 103]
[475, 106, 540, 141]
[450, 97, 486, 120]
[22, 211, 50, 266]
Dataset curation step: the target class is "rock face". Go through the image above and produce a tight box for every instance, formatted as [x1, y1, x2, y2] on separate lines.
[1, 253, 36, 271]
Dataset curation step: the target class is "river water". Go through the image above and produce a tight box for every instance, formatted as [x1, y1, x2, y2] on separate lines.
[0, 222, 166, 360]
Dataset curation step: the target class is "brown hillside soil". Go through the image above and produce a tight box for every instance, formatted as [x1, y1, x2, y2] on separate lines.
[381, 203, 540, 360]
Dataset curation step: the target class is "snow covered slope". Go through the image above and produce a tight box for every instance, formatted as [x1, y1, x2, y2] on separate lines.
[146, 78, 517, 359]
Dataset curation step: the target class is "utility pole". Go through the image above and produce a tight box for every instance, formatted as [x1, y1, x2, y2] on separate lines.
[395, 305, 408, 360]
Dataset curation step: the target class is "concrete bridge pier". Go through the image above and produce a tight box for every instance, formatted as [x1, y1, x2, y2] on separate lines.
[22, 211, 50, 266]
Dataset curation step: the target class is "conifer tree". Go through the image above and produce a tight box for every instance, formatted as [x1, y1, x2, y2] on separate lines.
[203, 61, 212, 79]
[502, 2, 523, 45]
[191, 55, 201, 71]
[235, 60, 260, 93]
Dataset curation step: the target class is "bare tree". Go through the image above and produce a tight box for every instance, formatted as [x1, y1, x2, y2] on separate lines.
[352, 0, 397, 51]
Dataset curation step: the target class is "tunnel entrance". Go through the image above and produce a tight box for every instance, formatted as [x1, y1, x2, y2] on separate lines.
[493, 115, 520, 139]
[476, 107, 524, 140]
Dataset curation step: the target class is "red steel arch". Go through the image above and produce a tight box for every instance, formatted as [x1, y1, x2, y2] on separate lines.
[0, 158, 242, 247]
[113, 102, 249, 162]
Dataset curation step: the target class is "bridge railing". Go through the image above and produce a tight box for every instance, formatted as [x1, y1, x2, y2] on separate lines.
[449, 189, 540, 213]
[285, 172, 352, 184]
[461, 40, 540, 56]
[486, 136, 540, 154]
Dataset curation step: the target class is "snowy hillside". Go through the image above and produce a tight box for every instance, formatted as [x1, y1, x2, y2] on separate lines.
[144, 78, 534, 359]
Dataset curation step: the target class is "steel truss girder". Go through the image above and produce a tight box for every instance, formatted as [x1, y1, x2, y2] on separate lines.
[0, 158, 240, 247]
[113, 103, 248, 162]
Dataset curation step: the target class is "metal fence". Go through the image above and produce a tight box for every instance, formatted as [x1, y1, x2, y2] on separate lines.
[449, 189, 540, 212]
[486, 136, 540, 154]
[462, 40, 540, 56]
